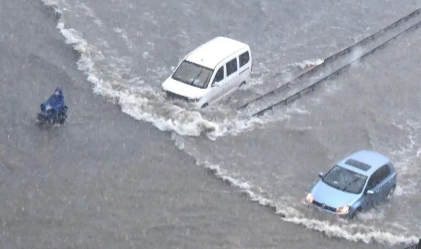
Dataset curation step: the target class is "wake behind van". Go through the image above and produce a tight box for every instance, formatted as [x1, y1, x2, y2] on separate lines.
[161, 36, 252, 109]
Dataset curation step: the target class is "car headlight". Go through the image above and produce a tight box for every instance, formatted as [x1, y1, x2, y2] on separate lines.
[305, 193, 313, 203]
[336, 205, 350, 214]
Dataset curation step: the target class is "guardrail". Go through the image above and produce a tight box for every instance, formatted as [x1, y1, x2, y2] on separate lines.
[249, 14, 421, 117]
[237, 6, 421, 113]
[404, 239, 420, 249]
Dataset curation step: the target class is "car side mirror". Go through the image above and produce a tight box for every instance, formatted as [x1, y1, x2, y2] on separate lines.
[318, 172, 324, 178]
[171, 66, 175, 73]
[366, 190, 374, 195]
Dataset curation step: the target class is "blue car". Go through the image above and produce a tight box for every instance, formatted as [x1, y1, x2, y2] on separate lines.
[305, 150, 397, 219]
[37, 87, 68, 125]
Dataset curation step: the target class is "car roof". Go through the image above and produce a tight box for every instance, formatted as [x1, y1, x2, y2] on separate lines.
[185, 36, 249, 69]
[337, 150, 390, 176]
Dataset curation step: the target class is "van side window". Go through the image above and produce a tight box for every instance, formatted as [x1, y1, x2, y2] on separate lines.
[226, 58, 238, 77]
[212, 67, 224, 86]
[239, 51, 250, 67]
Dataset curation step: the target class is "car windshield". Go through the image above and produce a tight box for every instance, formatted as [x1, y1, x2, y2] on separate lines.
[322, 165, 368, 194]
[171, 60, 213, 89]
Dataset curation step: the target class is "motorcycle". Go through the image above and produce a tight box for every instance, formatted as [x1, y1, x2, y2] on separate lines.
[37, 87, 68, 125]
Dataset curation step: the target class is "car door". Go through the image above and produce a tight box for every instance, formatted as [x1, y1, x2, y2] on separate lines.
[206, 66, 226, 104]
[363, 170, 382, 208]
[375, 165, 392, 201]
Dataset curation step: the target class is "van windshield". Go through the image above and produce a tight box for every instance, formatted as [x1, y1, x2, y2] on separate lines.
[172, 60, 213, 89]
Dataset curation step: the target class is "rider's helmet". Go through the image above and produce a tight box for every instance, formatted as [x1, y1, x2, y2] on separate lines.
[54, 87, 62, 96]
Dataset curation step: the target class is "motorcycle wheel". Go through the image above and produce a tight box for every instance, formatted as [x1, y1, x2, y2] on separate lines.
[58, 114, 66, 124]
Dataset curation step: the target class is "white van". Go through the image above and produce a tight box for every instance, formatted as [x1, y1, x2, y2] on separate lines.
[161, 36, 252, 109]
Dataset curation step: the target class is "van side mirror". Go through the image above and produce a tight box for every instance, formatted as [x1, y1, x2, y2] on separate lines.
[366, 190, 374, 195]
[212, 81, 221, 87]
[318, 172, 324, 178]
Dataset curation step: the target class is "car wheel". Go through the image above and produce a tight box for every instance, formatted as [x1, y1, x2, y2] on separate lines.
[239, 81, 246, 88]
[351, 207, 362, 219]
[201, 103, 208, 109]
[388, 185, 396, 197]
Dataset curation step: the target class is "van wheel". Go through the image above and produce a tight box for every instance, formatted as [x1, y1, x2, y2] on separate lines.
[239, 81, 246, 88]
[201, 103, 208, 109]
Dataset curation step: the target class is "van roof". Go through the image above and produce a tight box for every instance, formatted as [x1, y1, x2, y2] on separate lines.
[185, 36, 249, 69]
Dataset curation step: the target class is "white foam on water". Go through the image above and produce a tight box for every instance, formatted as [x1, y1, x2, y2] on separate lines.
[285, 102, 310, 115]
[241, 57, 323, 93]
[240, 73, 265, 91]
[113, 28, 133, 51]
[283, 216, 418, 246]
[239, 60, 290, 94]
[389, 119, 421, 196]
[271, 59, 323, 88]
[74, 2, 103, 27]
[290, 59, 324, 70]
[355, 207, 387, 221]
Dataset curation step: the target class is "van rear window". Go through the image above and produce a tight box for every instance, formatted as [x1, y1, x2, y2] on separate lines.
[239, 51, 250, 67]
